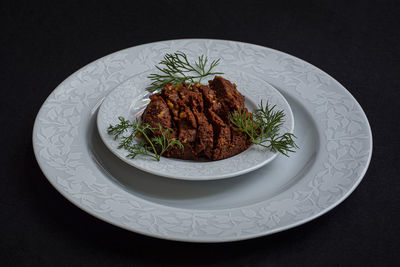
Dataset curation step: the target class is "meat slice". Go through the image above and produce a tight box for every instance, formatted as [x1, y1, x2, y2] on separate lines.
[207, 109, 231, 160]
[160, 84, 198, 159]
[178, 120, 197, 143]
[227, 127, 252, 157]
[193, 110, 213, 159]
[209, 76, 245, 110]
[189, 87, 204, 112]
[161, 84, 181, 121]
[179, 85, 204, 113]
[212, 126, 231, 160]
[162, 84, 197, 128]
[198, 85, 222, 113]
[141, 94, 172, 135]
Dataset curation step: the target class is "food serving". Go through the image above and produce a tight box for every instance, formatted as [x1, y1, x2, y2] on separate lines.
[107, 52, 297, 161]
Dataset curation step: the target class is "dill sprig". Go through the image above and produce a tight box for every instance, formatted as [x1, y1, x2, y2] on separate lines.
[146, 51, 223, 92]
[107, 117, 183, 161]
[229, 101, 298, 156]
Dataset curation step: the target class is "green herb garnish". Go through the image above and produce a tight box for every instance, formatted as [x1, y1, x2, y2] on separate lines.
[146, 51, 224, 92]
[229, 101, 298, 156]
[107, 117, 183, 161]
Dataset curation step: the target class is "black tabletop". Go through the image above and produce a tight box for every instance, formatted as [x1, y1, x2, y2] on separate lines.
[1, 1, 400, 266]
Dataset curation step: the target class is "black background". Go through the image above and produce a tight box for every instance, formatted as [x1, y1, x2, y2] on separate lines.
[1, 0, 400, 266]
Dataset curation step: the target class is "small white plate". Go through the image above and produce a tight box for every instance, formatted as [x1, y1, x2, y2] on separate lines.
[33, 39, 372, 243]
[97, 69, 294, 180]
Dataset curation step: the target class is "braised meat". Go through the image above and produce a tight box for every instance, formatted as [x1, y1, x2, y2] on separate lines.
[141, 94, 172, 136]
[141, 76, 251, 160]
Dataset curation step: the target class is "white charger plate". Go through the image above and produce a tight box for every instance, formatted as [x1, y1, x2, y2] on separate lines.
[97, 69, 294, 180]
[33, 39, 372, 242]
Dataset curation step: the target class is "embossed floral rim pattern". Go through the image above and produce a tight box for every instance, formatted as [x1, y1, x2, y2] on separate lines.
[33, 39, 372, 242]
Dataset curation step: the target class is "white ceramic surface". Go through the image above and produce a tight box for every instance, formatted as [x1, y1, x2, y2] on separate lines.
[33, 39, 372, 242]
[97, 69, 294, 180]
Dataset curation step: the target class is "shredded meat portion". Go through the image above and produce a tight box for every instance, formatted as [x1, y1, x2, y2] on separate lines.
[141, 76, 251, 160]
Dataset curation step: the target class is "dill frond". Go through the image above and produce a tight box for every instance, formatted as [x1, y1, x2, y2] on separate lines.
[146, 51, 223, 92]
[230, 101, 298, 157]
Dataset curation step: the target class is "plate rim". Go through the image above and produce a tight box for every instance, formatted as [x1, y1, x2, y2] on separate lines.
[32, 38, 373, 242]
